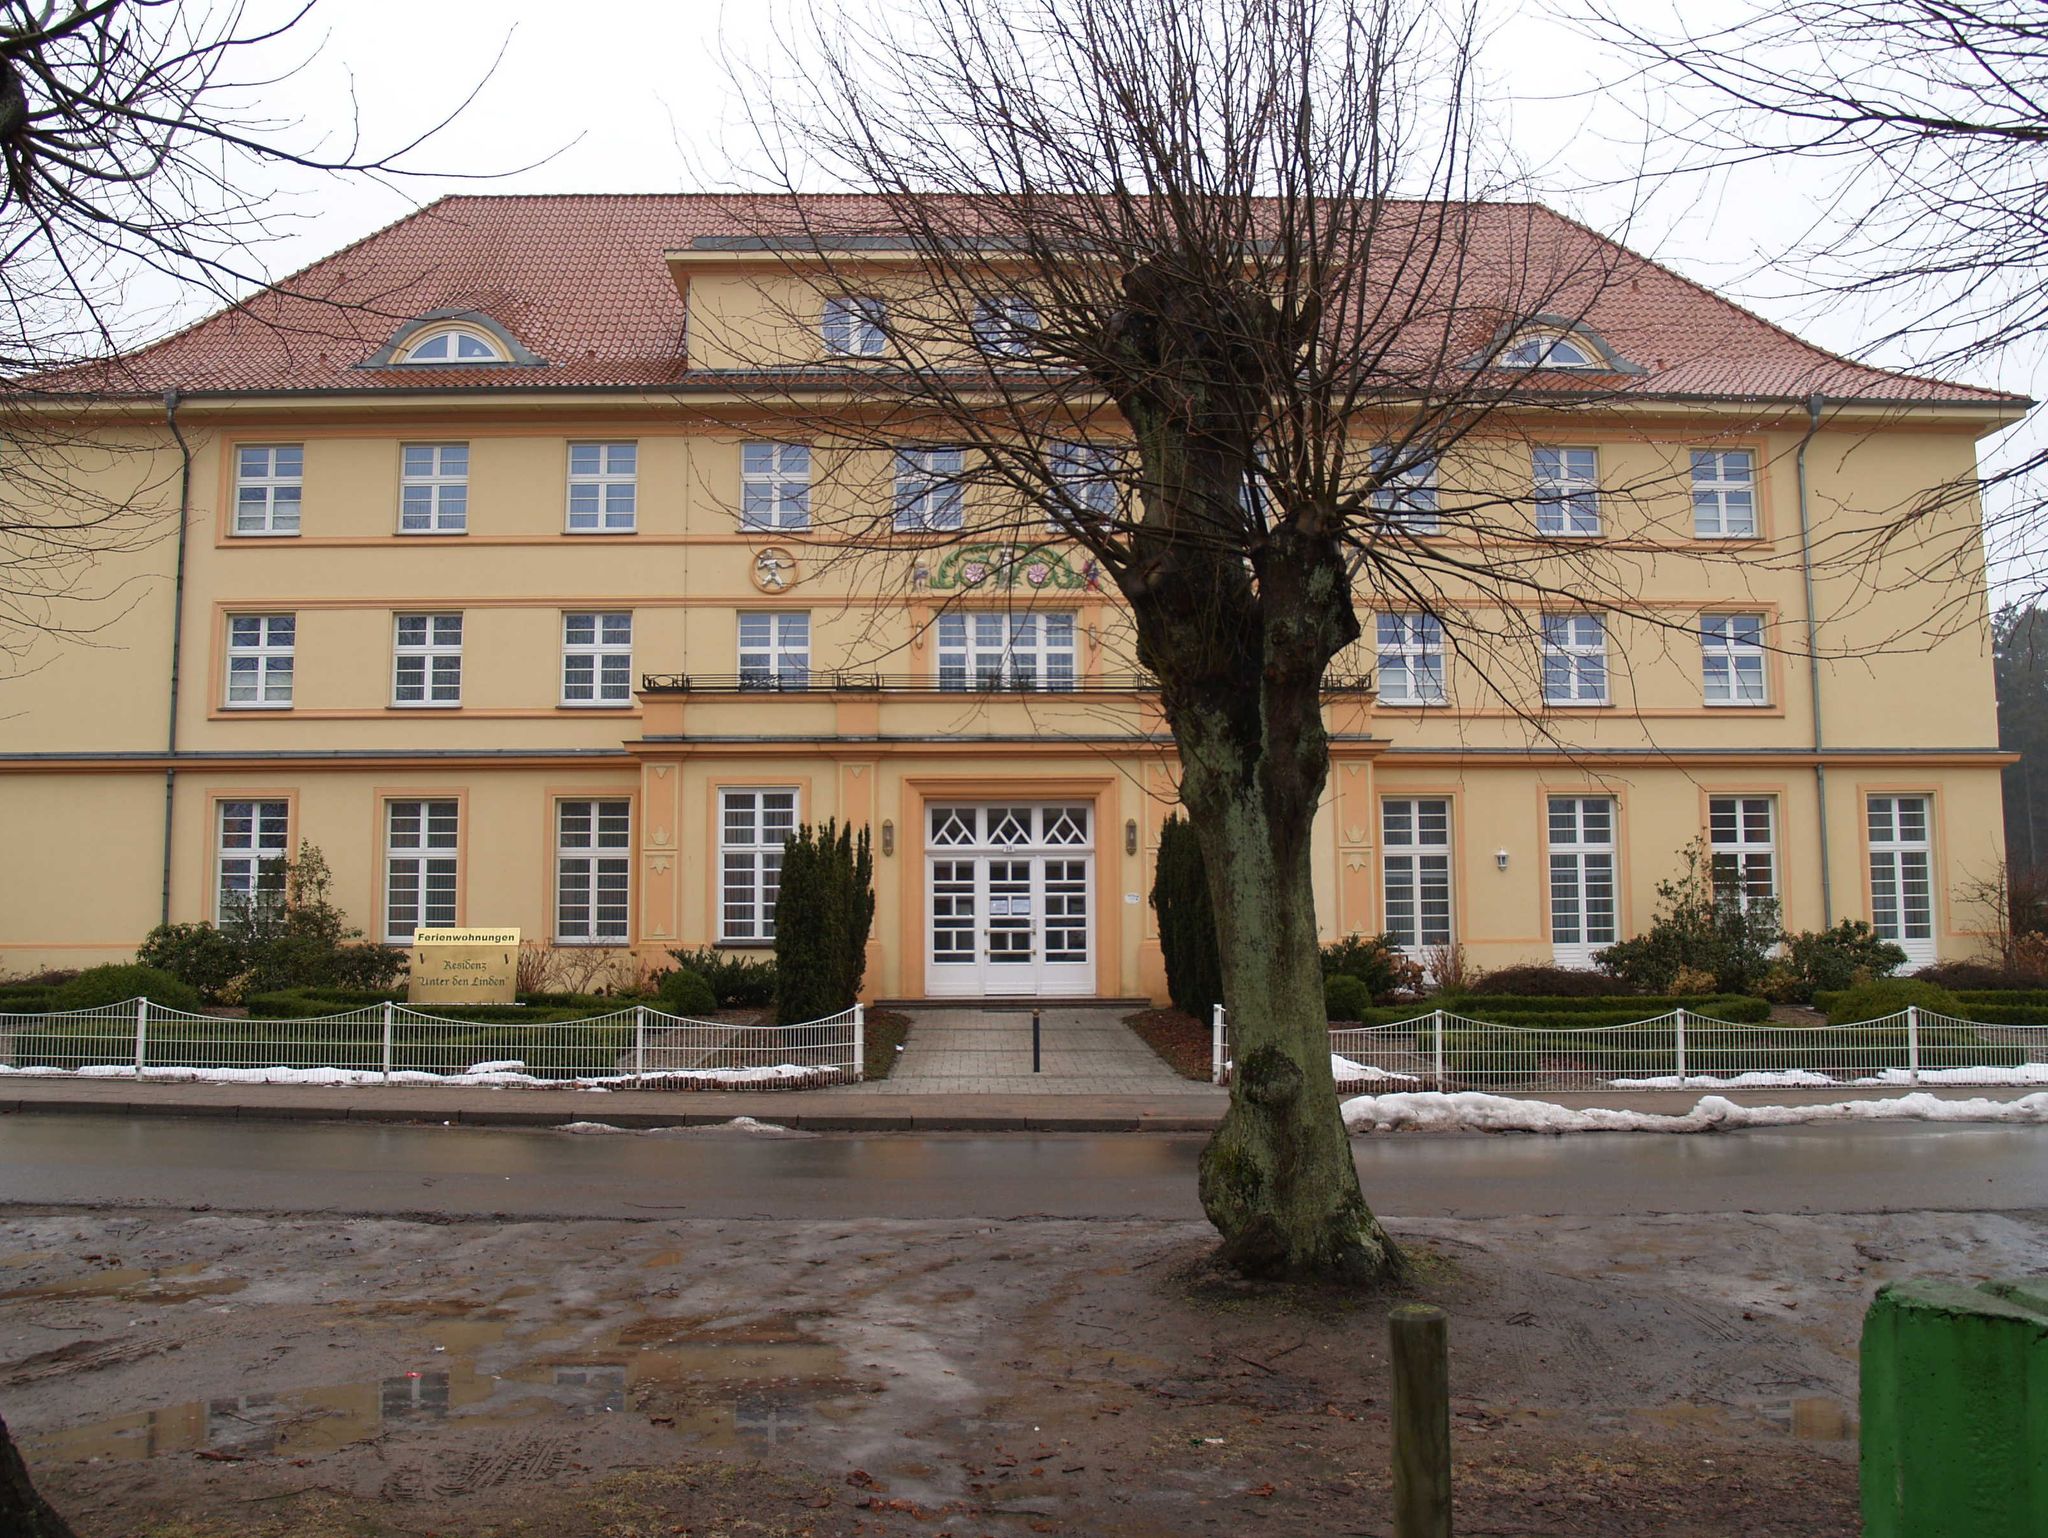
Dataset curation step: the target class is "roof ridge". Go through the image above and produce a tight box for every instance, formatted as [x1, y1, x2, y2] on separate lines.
[1524, 204, 2023, 405]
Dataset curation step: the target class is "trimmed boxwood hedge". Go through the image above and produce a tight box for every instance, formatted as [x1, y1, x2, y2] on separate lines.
[1812, 988, 2048, 1025]
[239, 988, 639, 1023]
[1366, 994, 1771, 1028]
[0, 986, 58, 1014]
[1433, 1021, 2021, 1087]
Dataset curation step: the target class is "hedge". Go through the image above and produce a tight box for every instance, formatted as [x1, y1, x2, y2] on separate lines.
[239, 988, 635, 1023]
[1812, 987, 2048, 1025]
[1428, 993, 1770, 1022]
[1434, 1021, 2023, 1088]
[0, 986, 58, 1014]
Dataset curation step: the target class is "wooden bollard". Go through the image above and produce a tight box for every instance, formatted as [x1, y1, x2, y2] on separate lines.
[1390, 1303, 1451, 1537]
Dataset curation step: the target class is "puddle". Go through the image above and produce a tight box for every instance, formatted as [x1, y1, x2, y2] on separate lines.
[27, 1310, 878, 1462]
[0, 1262, 246, 1305]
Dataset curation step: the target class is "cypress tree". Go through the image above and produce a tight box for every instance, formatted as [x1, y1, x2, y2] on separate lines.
[1151, 813, 1223, 1015]
[774, 818, 878, 1023]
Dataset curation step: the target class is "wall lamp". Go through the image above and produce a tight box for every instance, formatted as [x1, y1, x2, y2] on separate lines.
[881, 819, 895, 857]
[1495, 848, 1510, 871]
[1125, 819, 1139, 856]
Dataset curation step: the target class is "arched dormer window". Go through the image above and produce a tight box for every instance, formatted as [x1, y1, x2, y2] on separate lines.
[1501, 331, 1597, 369]
[1478, 316, 1644, 375]
[400, 326, 504, 364]
[358, 309, 546, 370]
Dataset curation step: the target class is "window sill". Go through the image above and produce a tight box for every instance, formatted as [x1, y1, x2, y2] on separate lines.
[563, 527, 639, 536]
[557, 701, 638, 710]
[230, 529, 301, 539]
[397, 528, 469, 537]
[1703, 700, 1771, 708]
[1541, 700, 1612, 709]
[1380, 698, 1448, 709]
[222, 702, 294, 711]
[389, 702, 463, 711]
[714, 940, 776, 951]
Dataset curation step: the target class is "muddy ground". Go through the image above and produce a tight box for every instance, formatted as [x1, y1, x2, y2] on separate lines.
[3, 1180, 2042, 1536]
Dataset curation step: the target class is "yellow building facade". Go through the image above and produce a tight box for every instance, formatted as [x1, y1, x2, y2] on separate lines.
[0, 196, 2024, 999]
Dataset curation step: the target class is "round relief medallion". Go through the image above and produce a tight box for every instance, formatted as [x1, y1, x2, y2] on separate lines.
[751, 547, 799, 592]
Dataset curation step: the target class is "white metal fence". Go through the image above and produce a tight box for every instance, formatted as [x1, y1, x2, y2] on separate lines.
[0, 998, 864, 1091]
[1210, 1004, 2048, 1093]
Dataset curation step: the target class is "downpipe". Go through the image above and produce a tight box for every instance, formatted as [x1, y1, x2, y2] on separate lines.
[1795, 393, 1833, 923]
[159, 389, 193, 927]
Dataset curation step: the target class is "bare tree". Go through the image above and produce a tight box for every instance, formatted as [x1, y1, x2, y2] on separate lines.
[0, 0, 513, 662]
[712, 0, 1718, 1281]
[1579, 1, 2046, 607]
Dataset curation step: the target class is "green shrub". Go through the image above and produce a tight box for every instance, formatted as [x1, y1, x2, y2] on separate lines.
[1596, 840, 1781, 994]
[1912, 960, 2034, 990]
[1467, 964, 1629, 998]
[1825, 978, 1962, 1025]
[1152, 813, 1223, 1016]
[1322, 934, 1425, 1002]
[136, 922, 247, 1003]
[665, 947, 777, 1008]
[0, 986, 57, 1014]
[772, 819, 875, 1025]
[1953, 989, 2048, 1007]
[229, 843, 406, 994]
[1369, 994, 1769, 1030]
[1782, 921, 1907, 1000]
[1323, 973, 1371, 1022]
[52, 963, 201, 1013]
[658, 967, 718, 1017]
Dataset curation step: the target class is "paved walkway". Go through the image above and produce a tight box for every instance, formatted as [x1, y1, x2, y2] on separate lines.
[860, 1005, 1223, 1097]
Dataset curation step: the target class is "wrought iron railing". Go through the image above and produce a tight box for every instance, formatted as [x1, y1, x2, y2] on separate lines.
[640, 670, 1375, 695]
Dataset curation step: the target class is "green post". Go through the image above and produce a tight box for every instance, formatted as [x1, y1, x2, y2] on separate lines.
[1861, 1278, 2048, 1537]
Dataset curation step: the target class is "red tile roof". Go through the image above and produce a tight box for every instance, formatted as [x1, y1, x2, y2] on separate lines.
[43, 194, 2023, 408]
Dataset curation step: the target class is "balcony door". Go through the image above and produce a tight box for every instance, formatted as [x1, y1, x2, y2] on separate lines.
[925, 803, 1096, 997]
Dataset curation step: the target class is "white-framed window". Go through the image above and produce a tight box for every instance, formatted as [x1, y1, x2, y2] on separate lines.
[555, 798, 631, 944]
[398, 326, 503, 364]
[215, 799, 289, 925]
[740, 442, 811, 531]
[1502, 332, 1598, 368]
[720, 788, 798, 942]
[399, 443, 468, 534]
[1701, 613, 1767, 705]
[1049, 442, 1117, 529]
[738, 611, 810, 689]
[1691, 450, 1756, 538]
[937, 611, 1077, 690]
[1371, 447, 1440, 533]
[972, 295, 1039, 356]
[561, 612, 632, 705]
[393, 613, 463, 707]
[1869, 795, 1935, 962]
[1709, 796, 1777, 912]
[1541, 614, 1608, 705]
[225, 613, 295, 709]
[822, 295, 887, 356]
[234, 445, 303, 536]
[1376, 614, 1446, 706]
[895, 447, 965, 532]
[1548, 796, 1617, 962]
[384, 799, 459, 942]
[567, 442, 637, 532]
[1383, 798, 1452, 951]
[1533, 445, 1600, 535]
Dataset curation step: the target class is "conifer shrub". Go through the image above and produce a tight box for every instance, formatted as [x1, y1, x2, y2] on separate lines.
[657, 966, 718, 1017]
[1323, 973, 1371, 1022]
[1151, 813, 1223, 1016]
[772, 819, 875, 1025]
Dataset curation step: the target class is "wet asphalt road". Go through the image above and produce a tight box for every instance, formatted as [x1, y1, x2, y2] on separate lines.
[0, 1113, 2043, 1220]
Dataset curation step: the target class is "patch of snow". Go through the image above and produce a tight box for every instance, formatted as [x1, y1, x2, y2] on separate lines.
[556, 1121, 628, 1134]
[1342, 1090, 2048, 1135]
[0, 1061, 838, 1089]
[1857, 1063, 2048, 1086]
[463, 1059, 526, 1075]
[1331, 1055, 1419, 1084]
[644, 1117, 814, 1138]
[1610, 1070, 1842, 1090]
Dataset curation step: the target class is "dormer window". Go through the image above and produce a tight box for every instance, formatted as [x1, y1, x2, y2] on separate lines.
[358, 310, 544, 371]
[1501, 331, 1598, 369]
[400, 327, 504, 364]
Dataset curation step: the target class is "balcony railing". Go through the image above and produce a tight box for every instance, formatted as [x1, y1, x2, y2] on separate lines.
[638, 670, 1375, 695]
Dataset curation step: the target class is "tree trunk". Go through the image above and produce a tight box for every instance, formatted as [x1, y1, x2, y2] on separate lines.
[1173, 663, 1405, 1284]
[0, 1414, 75, 1538]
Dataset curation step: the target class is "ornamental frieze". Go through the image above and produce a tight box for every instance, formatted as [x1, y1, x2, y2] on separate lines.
[921, 542, 1097, 591]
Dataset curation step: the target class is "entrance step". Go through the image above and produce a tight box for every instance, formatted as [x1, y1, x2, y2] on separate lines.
[875, 997, 1152, 1012]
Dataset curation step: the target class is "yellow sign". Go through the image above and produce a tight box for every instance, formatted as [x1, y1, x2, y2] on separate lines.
[409, 927, 520, 1005]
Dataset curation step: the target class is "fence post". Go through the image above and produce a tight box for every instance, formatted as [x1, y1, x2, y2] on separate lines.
[1674, 1006, 1688, 1083]
[1906, 1003, 1921, 1086]
[381, 1000, 395, 1084]
[1390, 1303, 1452, 1538]
[1211, 1002, 1225, 1085]
[853, 1002, 866, 1083]
[634, 1004, 647, 1081]
[1431, 1009, 1445, 1091]
[133, 997, 149, 1076]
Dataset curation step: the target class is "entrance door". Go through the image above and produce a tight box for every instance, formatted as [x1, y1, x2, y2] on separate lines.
[924, 803, 1097, 997]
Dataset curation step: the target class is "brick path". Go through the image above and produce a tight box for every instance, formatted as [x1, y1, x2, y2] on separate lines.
[859, 1005, 1224, 1097]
